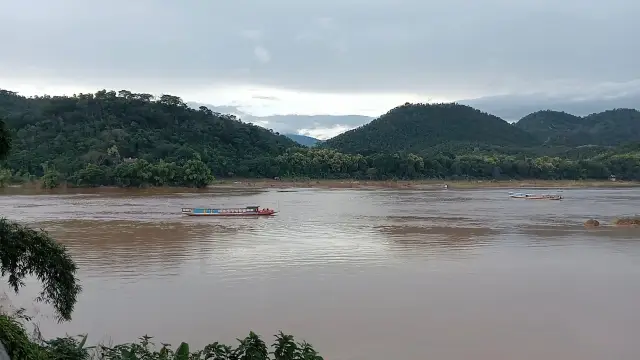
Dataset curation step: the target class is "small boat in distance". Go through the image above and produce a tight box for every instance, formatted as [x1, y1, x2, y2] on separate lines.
[181, 206, 277, 216]
[509, 192, 563, 200]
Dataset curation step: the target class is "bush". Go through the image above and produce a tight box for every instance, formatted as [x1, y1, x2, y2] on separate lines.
[0, 315, 323, 360]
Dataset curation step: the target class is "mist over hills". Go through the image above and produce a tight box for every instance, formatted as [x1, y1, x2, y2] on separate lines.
[190, 90, 640, 140]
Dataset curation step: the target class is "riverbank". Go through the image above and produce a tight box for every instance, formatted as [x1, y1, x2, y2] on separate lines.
[207, 178, 640, 190]
[2, 178, 639, 192]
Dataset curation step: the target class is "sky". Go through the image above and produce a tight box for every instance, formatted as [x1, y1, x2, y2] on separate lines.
[1, 0, 639, 138]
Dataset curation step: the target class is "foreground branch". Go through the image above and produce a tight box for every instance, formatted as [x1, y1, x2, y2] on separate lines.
[0, 218, 81, 322]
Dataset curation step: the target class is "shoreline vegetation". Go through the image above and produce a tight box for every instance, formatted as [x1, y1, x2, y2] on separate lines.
[2, 178, 640, 192]
[1, 312, 323, 360]
[210, 178, 640, 190]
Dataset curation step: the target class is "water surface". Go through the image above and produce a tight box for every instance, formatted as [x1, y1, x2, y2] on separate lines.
[2, 187, 640, 360]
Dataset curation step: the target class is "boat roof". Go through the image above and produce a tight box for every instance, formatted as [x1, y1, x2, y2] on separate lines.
[184, 206, 260, 210]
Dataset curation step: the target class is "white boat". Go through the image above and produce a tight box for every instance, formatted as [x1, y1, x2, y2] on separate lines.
[508, 192, 563, 200]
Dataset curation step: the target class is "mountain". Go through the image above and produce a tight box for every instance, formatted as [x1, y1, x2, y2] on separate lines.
[186, 102, 372, 138]
[461, 92, 640, 121]
[515, 108, 640, 146]
[0, 89, 297, 178]
[322, 103, 538, 155]
[515, 110, 585, 145]
[284, 134, 322, 146]
[2, 90, 640, 183]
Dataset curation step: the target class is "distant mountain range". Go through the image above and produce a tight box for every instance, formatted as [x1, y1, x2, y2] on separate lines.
[187, 102, 371, 140]
[321, 103, 640, 156]
[190, 90, 640, 139]
[283, 134, 322, 146]
[460, 91, 640, 121]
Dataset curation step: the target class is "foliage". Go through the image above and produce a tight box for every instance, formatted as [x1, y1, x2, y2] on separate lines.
[1, 89, 640, 184]
[321, 102, 538, 155]
[0, 89, 297, 182]
[41, 168, 61, 189]
[0, 312, 42, 360]
[0, 168, 10, 187]
[0, 316, 323, 360]
[284, 134, 322, 147]
[250, 147, 639, 180]
[515, 108, 640, 146]
[0, 116, 10, 160]
[0, 219, 81, 322]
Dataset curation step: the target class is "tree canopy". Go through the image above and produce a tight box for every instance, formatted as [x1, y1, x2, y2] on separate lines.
[1, 89, 639, 183]
[515, 108, 640, 146]
[321, 103, 538, 155]
[0, 116, 10, 160]
[0, 89, 297, 181]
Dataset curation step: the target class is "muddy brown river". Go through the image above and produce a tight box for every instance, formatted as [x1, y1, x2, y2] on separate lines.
[2, 187, 640, 360]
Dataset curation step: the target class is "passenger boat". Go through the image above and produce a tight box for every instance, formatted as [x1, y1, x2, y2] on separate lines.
[181, 206, 276, 216]
[509, 192, 563, 200]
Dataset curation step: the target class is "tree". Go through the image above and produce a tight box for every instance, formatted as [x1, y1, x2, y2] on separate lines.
[182, 157, 214, 188]
[0, 219, 81, 323]
[0, 117, 81, 321]
[0, 168, 10, 187]
[41, 168, 61, 189]
[0, 117, 10, 160]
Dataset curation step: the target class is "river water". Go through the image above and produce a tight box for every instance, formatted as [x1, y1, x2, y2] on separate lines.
[1, 187, 640, 360]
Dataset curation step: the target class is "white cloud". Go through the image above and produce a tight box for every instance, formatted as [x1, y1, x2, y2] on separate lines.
[298, 125, 354, 140]
[182, 85, 444, 117]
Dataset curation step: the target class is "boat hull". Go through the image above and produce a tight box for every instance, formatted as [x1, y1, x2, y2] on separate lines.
[509, 194, 562, 200]
[181, 206, 276, 216]
[184, 211, 276, 216]
[510, 197, 562, 200]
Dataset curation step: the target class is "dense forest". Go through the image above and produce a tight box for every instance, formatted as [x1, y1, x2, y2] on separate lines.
[0, 89, 639, 188]
[322, 103, 539, 155]
[515, 109, 640, 146]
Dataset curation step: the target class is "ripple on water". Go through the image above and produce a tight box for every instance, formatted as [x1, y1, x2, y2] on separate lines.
[5, 188, 640, 360]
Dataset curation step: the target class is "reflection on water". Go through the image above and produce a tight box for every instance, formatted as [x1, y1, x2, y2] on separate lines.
[2, 188, 640, 360]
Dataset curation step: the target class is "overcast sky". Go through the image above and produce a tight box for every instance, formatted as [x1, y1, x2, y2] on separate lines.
[1, 0, 639, 137]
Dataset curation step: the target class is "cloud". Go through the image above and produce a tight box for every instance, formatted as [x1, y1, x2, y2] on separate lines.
[1, 0, 638, 101]
[298, 125, 355, 140]
[253, 46, 271, 63]
[460, 82, 640, 121]
[187, 101, 370, 139]
[251, 95, 279, 101]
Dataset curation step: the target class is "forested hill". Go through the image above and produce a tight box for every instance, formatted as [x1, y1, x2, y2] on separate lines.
[2, 89, 640, 186]
[284, 133, 322, 146]
[0, 89, 297, 178]
[322, 103, 538, 154]
[515, 108, 640, 146]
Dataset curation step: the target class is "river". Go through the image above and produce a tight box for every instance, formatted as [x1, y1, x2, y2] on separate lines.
[1, 187, 640, 360]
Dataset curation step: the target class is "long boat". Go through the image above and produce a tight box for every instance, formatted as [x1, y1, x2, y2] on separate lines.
[509, 192, 563, 200]
[181, 206, 276, 216]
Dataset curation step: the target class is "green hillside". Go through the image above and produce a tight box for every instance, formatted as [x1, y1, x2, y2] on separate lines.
[515, 108, 640, 146]
[322, 103, 538, 155]
[0, 89, 297, 180]
[1, 89, 640, 185]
